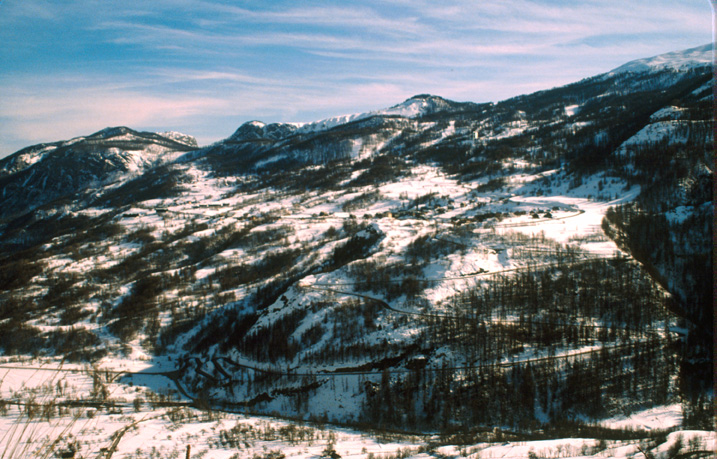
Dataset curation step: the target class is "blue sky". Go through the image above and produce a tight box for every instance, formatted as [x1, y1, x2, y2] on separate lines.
[0, 0, 712, 157]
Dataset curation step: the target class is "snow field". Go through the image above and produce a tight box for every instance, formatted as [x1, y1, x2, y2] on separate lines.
[0, 364, 712, 459]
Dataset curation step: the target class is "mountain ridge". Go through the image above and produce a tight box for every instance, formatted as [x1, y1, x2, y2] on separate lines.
[2, 43, 711, 173]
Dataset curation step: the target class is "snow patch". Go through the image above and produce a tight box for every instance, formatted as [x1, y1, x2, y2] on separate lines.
[600, 404, 683, 430]
[565, 104, 580, 117]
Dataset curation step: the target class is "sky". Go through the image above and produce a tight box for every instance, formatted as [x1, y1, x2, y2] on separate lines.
[0, 0, 712, 158]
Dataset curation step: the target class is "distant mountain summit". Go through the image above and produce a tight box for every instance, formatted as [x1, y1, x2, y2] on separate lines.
[209, 95, 489, 170]
[291, 94, 482, 134]
[228, 94, 483, 144]
[609, 43, 712, 74]
[228, 121, 300, 142]
[382, 94, 481, 117]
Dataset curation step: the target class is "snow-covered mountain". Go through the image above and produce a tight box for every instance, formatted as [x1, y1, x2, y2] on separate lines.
[0, 45, 712, 452]
[609, 43, 712, 74]
[292, 93, 483, 133]
[228, 94, 484, 144]
[214, 94, 489, 171]
[0, 127, 197, 220]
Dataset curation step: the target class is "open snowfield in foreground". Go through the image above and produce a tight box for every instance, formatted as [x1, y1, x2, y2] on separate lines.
[1, 359, 714, 459]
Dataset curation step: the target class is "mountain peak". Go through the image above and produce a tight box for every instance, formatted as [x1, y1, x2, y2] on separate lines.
[408, 94, 435, 100]
[609, 43, 712, 75]
[383, 94, 451, 117]
[229, 121, 298, 142]
[87, 126, 136, 140]
[83, 126, 197, 148]
[157, 131, 199, 148]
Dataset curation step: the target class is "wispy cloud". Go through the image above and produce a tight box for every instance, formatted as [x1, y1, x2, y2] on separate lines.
[178, 2, 427, 37]
[88, 1, 709, 72]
